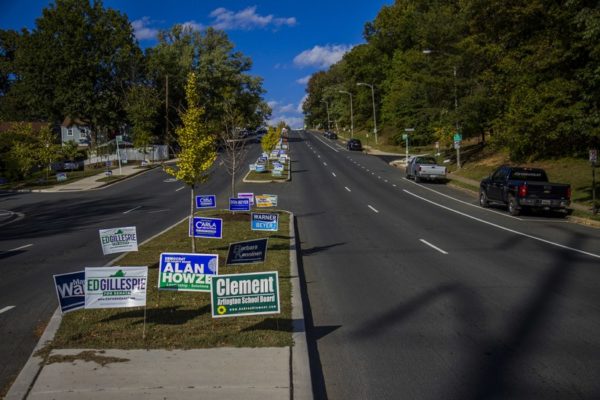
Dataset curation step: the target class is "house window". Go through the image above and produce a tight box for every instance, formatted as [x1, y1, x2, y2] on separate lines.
[67, 127, 73, 136]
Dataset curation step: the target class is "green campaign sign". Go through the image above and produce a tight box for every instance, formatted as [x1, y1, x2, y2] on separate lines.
[211, 271, 280, 318]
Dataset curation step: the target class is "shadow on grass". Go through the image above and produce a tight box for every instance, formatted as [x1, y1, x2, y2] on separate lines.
[100, 305, 211, 325]
[242, 317, 294, 332]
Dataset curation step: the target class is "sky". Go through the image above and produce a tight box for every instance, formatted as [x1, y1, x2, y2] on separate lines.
[0, 0, 392, 129]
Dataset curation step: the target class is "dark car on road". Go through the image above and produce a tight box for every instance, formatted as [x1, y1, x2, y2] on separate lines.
[479, 166, 571, 216]
[347, 138, 362, 151]
[324, 131, 337, 139]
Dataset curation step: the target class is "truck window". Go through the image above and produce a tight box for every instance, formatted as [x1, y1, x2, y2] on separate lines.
[509, 169, 548, 182]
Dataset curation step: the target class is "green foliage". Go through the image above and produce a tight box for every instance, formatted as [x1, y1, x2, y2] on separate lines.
[301, 0, 600, 160]
[165, 72, 216, 187]
[125, 84, 161, 149]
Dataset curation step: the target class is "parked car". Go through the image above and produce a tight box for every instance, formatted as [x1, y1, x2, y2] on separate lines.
[328, 132, 337, 140]
[347, 138, 362, 151]
[405, 156, 446, 182]
[479, 166, 571, 216]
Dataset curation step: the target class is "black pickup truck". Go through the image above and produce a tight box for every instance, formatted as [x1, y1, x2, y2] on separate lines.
[479, 166, 571, 216]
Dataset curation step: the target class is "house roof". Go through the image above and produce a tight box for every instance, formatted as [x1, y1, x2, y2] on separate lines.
[62, 117, 89, 127]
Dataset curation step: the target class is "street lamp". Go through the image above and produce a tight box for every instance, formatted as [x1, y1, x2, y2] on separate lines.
[321, 99, 331, 131]
[338, 90, 354, 138]
[356, 82, 378, 145]
[423, 49, 461, 168]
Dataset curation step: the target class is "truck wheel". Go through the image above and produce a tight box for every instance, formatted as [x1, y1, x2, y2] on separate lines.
[479, 189, 489, 208]
[508, 195, 520, 216]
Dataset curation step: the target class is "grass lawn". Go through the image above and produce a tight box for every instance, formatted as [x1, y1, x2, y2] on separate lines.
[0, 167, 117, 190]
[50, 210, 292, 350]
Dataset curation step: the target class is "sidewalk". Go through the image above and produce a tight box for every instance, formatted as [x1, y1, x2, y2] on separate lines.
[37, 164, 154, 193]
[5, 213, 312, 400]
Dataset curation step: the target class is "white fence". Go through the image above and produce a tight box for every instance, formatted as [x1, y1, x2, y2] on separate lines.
[85, 145, 169, 165]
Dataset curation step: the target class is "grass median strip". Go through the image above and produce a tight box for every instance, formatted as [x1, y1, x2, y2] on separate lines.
[51, 210, 292, 349]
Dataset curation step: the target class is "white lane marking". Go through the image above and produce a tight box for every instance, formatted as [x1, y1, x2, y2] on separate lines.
[7, 244, 33, 252]
[404, 189, 600, 260]
[419, 239, 448, 255]
[393, 184, 397, 187]
[0, 306, 16, 314]
[323, 162, 327, 166]
[368, 205, 379, 213]
[401, 177, 523, 221]
[332, 172, 337, 177]
[175, 186, 186, 192]
[313, 134, 340, 152]
[123, 206, 142, 214]
[378, 176, 381, 179]
[372, 172, 375, 175]
[318, 155, 321, 158]
[149, 209, 170, 214]
[345, 187, 351, 192]
[384, 179, 388, 183]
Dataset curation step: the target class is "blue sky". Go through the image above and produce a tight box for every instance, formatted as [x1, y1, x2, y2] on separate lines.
[0, 0, 392, 128]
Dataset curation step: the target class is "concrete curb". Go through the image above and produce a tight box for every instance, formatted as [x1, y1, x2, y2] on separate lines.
[287, 212, 313, 400]
[242, 165, 292, 183]
[4, 215, 189, 400]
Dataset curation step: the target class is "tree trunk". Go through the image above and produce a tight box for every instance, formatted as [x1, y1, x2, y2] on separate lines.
[190, 184, 196, 253]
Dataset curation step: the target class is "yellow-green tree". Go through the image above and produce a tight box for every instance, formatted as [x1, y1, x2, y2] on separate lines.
[166, 71, 216, 252]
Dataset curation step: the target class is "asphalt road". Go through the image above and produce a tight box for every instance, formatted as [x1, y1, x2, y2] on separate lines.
[280, 131, 600, 399]
[0, 148, 258, 394]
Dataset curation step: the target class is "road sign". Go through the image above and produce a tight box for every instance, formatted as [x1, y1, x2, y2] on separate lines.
[226, 238, 268, 265]
[85, 266, 148, 309]
[196, 195, 216, 209]
[190, 217, 223, 239]
[53, 271, 85, 313]
[590, 149, 598, 165]
[404, 128, 415, 132]
[453, 133, 462, 142]
[158, 253, 218, 292]
[454, 141, 461, 149]
[402, 134, 408, 140]
[229, 197, 250, 211]
[211, 271, 280, 318]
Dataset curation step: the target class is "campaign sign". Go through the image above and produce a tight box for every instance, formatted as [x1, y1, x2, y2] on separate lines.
[226, 238, 268, 265]
[196, 195, 216, 209]
[85, 266, 148, 309]
[56, 172, 67, 182]
[229, 198, 250, 212]
[212, 271, 280, 318]
[238, 192, 255, 205]
[99, 226, 138, 255]
[251, 213, 278, 232]
[158, 253, 218, 292]
[190, 217, 223, 239]
[255, 164, 266, 173]
[255, 194, 278, 208]
[53, 271, 85, 313]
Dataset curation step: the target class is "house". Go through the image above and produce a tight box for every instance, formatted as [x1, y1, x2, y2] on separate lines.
[61, 117, 91, 147]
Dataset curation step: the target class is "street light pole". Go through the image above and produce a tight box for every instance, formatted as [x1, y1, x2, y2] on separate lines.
[423, 49, 461, 169]
[338, 90, 354, 138]
[357, 82, 378, 145]
[321, 99, 331, 131]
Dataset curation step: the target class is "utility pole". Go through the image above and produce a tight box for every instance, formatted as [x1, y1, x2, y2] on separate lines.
[338, 90, 354, 138]
[165, 74, 169, 150]
[357, 82, 378, 145]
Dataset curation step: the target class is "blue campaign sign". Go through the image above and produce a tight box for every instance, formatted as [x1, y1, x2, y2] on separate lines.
[196, 195, 216, 209]
[251, 213, 279, 232]
[229, 197, 250, 212]
[190, 217, 223, 239]
[226, 238, 268, 265]
[53, 271, 85, 313]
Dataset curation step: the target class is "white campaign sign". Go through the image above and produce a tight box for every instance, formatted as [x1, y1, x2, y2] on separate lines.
[85, 266, 148, 309]
[99, 226, 138, 255]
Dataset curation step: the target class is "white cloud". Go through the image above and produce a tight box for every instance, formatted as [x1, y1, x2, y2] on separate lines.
[296, 75, 311, 85]
[279, 103, 296, 113]
[181, 20, 203, 31]
[293, 44, 354, 68]
[267, 100, 278, 109]
[131, 17, 159, 41]
[268, 115, 304, 130]
[297, 94, 308, 113]
[209, 6, 296, 31]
